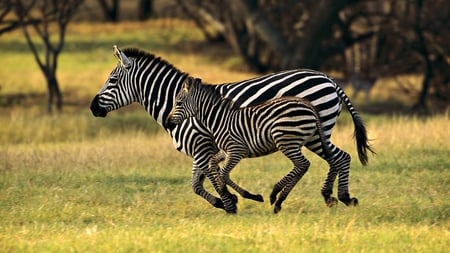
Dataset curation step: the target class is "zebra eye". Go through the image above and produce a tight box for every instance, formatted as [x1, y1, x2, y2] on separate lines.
[175, 101, 182, 107]
[109, 77, 118, 83]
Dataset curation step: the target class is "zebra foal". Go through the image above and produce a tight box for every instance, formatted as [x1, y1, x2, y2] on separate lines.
[167, 77, 333, 213]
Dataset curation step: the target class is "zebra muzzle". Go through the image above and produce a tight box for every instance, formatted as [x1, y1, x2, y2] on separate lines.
[165, 115, 181, 131]
[90, 95, 108, 117]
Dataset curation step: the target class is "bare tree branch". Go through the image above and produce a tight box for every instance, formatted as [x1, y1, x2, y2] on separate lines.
[12, 0, 83, 113]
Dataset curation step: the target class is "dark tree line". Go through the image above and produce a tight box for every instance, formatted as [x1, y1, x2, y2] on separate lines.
[177, 0, 449, 111]
[1, 0, 448, 112]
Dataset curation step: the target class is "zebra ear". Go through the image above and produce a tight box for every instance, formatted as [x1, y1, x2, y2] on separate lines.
[183, 83, 190, 93]
[183, 77, 200, 93]
[113, 45, 132, 69]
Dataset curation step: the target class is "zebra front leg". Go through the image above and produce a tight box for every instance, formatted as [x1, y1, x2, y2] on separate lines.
[191, 161, 224, 209]
[210, 152, 238, 213]
[214, 150, 264, 202]
[226, 178, 264, 202]
[212, 151, 264, 203]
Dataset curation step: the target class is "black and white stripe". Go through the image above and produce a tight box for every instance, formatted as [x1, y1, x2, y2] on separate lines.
[167, 77, 334, 213]
[90, 46, 373, 212]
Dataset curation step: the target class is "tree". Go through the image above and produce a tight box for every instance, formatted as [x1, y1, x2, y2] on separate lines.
[97, 0, 119, 22]
[179, 0, 449, 111]
[12, 0, 83, 113]
[178, 0, 359, 72]
[138, 0, 153, 21]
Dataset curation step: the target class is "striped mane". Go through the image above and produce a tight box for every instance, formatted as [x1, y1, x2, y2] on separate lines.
[121, 47, 186, 75]
[195, 81, 239, 110]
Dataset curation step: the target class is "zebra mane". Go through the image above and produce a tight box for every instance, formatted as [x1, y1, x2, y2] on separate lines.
[194, 81, 240, 110]
[121, 47, 186, 75]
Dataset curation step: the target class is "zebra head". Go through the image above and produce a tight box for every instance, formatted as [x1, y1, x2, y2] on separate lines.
[166, 76, 201, 130]
[90, 45, 136, 117]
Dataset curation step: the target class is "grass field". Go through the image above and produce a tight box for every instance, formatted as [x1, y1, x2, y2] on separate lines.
[1, 20, 449, 252]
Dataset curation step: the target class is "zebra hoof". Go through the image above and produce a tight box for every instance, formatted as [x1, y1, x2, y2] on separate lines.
[212, 199, 225, 209]
[339, 193, 358, 206]
[225, 207, 237, 214]
[247, 193, 264, 202]
[273, 205, 282, 214]
[326, 197, 338, 207]
[231, 194, 239, 204]
[269, 193, 277, 205]
[242, 190, 264, 202]
[254, 194, 264, 202]
[348, 197, 358, 206]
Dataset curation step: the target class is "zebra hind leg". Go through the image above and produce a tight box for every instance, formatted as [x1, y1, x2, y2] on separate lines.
[320, 166, 339, 207]
[270, 154, 310, 214]
[335, 152, 358, 206]
[321, 145, 358, 207]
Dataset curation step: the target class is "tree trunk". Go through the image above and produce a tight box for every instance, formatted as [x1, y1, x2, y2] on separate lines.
[412, 0, 430, 113]
[98, 0, 119, 22]
[288, 0, 348, 69]
[138, 0, 153, 20]
[45, 70, 63, 113]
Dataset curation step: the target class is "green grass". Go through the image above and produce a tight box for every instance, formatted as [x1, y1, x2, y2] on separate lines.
[1, 20, 449, 252]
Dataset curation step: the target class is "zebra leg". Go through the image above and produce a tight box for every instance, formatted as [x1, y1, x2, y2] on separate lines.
[212, 150, 264, 203]
[191, 159, 224, 209]
[213, 150, 264, 202]
[270, 153, 310, 214]
[191, 148, 237, 211]
[320, 166, 339, 207]
[304, 138, 340, 207]
[226, 178, 264, 202]
[209, 152, 238, 214]
[215, 151, 250, 214]
[334, 151, 358, 206]
[320, 144, 358, 207]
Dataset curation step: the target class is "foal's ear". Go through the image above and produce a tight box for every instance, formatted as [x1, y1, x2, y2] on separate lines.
[113, 45, 132, 69]
[183, 77, 201, 93]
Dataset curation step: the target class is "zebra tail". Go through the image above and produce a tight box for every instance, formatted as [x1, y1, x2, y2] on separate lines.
[336, 85, 375, 166]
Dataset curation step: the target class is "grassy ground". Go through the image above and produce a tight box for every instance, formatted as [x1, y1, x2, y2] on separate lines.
[1, 20, 449, 252]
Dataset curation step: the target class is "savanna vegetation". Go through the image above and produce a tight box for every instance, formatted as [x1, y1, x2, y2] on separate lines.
[1, 20, 449, 252]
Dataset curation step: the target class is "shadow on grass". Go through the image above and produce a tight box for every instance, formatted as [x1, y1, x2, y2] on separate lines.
[97, 174, 188, 193]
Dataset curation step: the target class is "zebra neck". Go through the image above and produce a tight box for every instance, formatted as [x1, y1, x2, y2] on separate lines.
[133, 59, 188, 129]
[196, 85, 234, 140]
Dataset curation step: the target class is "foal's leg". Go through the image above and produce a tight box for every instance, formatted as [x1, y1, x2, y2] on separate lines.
[270, 149, 310, 214]
[212, 150, 247, 213]
[209, 152, 238, 213]
[214, 151, 264, 202]
[191, 159, 224, 209]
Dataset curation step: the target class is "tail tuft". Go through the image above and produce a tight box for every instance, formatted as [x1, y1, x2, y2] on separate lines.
[335, 83, 375, 165]
[353, 115, 375, 166]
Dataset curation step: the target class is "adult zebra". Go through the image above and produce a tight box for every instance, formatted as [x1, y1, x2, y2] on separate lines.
[90, 46, 374, 213]
[167, 77, 333, 213]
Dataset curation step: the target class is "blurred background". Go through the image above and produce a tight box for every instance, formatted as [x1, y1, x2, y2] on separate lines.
[0, 0, 448, 114]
